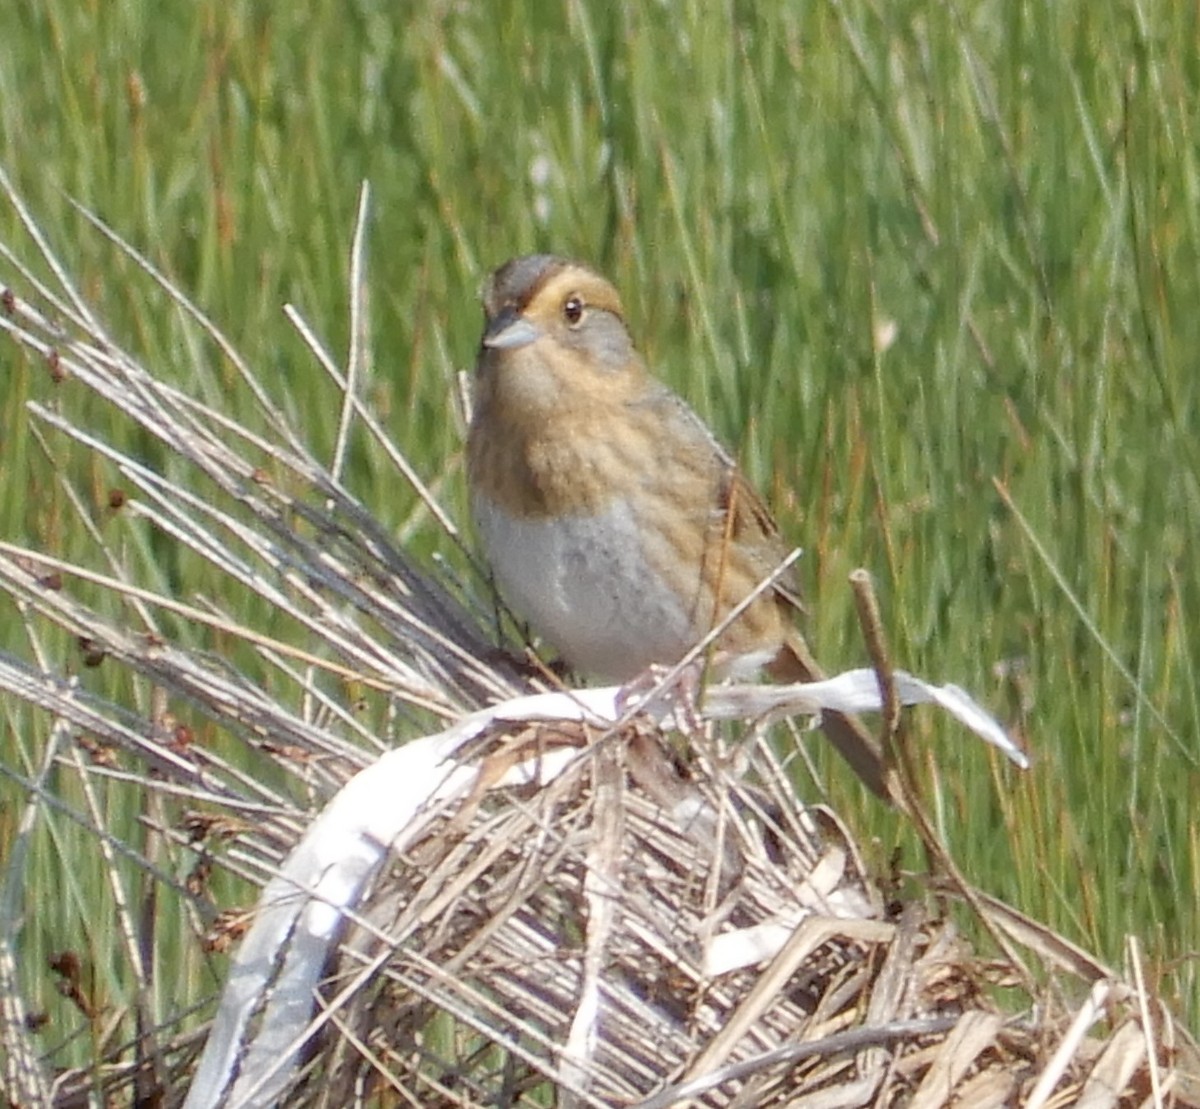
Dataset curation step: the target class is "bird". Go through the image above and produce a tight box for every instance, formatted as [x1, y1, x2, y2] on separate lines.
[466, 254, 887, 799]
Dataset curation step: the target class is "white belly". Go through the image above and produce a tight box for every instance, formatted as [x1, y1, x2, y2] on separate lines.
[472, 494, 693, 680]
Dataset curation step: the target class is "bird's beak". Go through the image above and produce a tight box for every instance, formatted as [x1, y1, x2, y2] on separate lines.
[483, 308, 541, 351]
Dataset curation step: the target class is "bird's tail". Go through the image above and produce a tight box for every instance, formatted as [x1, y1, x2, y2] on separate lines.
[768, 635, 890, 802]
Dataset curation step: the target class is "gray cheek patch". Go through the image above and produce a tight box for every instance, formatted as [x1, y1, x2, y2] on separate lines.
[562, 311, 633, 372]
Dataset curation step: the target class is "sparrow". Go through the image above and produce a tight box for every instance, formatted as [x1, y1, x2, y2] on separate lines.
[466, 255, 887, 799]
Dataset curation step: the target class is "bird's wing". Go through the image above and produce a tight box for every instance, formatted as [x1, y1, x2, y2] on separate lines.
[634, 385, 806, 609]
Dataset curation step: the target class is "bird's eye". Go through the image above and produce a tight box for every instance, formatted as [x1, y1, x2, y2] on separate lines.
[563, 295, 584, 326]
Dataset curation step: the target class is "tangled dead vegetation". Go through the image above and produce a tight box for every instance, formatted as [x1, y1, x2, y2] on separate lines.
[199, 711, 1200, 1108]
[0, 179, 1196, 1106]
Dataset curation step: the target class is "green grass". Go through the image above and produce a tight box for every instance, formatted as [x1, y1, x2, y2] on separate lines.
[1, 0, 1197, 1062]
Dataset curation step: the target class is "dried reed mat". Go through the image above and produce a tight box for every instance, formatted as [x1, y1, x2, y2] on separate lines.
[175, 681, 1194, 1109]
[0, 177, 1196, 1107]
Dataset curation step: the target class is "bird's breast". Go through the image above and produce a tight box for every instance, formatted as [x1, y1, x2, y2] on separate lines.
[468, 396, 644, 519]
[471, 491, 697, 681]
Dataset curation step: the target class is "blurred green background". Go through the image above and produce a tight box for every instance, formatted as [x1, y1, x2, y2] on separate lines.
[1, 0, 1196, 1041]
